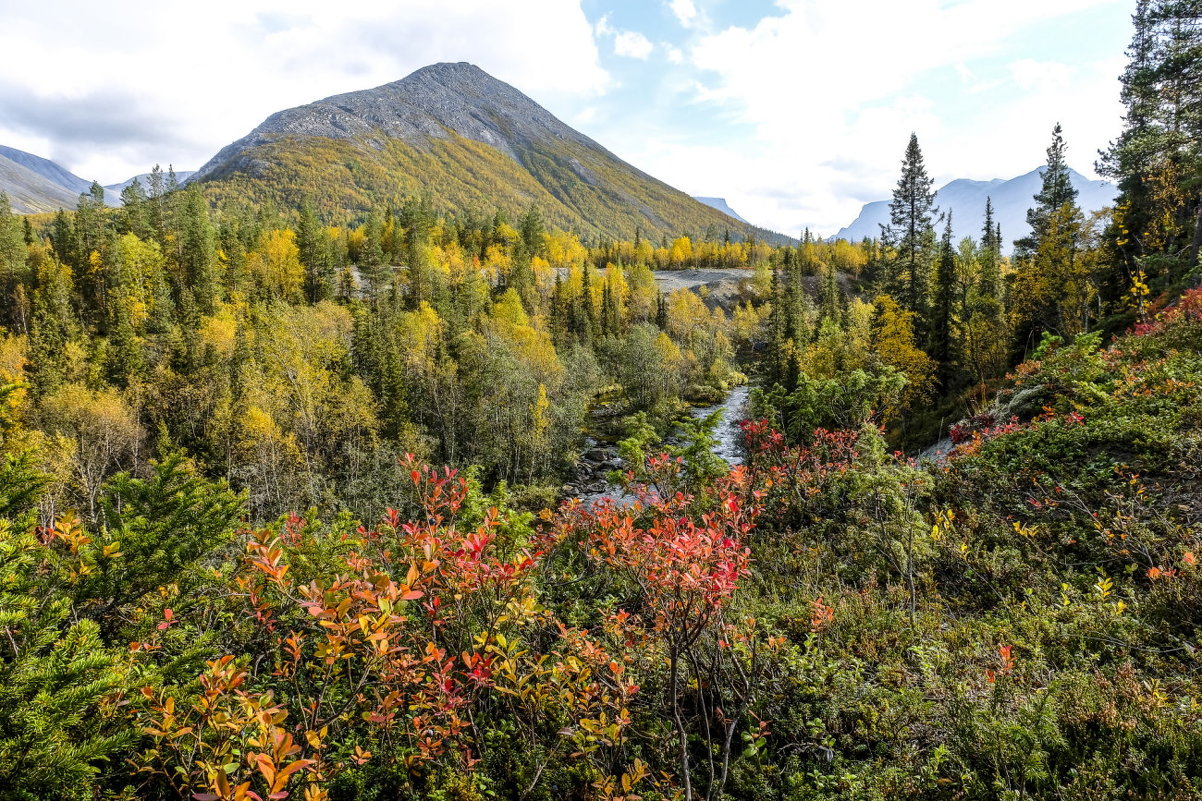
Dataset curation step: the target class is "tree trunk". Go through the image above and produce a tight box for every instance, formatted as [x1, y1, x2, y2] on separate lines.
[670, 649, 693, 801]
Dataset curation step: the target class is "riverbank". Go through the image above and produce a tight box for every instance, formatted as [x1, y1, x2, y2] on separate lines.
[564, 384, 751, 504]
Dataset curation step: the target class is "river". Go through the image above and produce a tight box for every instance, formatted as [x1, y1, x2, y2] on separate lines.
[567, 384, 751, 505]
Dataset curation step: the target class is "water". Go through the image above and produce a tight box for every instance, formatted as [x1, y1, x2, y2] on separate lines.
[569, 385, 750, 505]
[690, 384, 750, 466]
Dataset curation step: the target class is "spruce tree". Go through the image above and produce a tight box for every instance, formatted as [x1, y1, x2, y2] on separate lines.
[118, 178, 152, 240]
[49, 210, 78, 272]
[1101, 0, 1202, 288]
[580, 264, 596, 338]
[818, 264, 840, 327]
[931, 212, 958, 387]
[884, 133, 938, 322]
[147, 164, 168, 243]
[1015, 123, 1078, 259]
[179, 185, 219, 314]
[359, 210, 387, 300]
[1010, 126, 1090, 353]
[297, 199, 331, 303]
[978, 197, 1002, 302]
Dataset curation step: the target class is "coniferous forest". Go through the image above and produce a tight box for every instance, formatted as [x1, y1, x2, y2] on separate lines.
[2, 3, 1202, 799]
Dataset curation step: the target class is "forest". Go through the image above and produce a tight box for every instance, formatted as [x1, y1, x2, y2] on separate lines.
[1, 2, 1201, 799]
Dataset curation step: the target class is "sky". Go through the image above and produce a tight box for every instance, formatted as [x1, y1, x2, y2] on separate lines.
[0, 0, 1133, 236]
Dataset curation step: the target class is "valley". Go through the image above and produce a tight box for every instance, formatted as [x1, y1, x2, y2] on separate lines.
[1, 6, 1202, 798]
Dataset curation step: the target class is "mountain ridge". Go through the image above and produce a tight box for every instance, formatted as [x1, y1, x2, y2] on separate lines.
[0, 149, 84, 213]
[833, 167, 1117, 252]
[193, 62, 794, 244]
[0, 145, 166, 211]
[693, 196, 750, 224]
[105, 170, 197, 194]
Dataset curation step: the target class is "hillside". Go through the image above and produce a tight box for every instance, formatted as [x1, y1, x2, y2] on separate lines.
[835, 166, 1117, 251]
[0, 145, 123, 209]
[0, 148, 87, 213]
[193, 62, 793, 244]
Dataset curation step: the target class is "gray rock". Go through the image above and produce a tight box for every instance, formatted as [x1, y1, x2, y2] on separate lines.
[195, 63, 611, 181]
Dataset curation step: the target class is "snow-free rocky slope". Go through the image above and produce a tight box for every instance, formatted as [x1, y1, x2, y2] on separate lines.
[194, 62, 793, 244]
[0, 145, 127, 212]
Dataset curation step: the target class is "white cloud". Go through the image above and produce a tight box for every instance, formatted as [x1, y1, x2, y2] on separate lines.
[614, 31, 654, 60]
[0, 0, 610, 183]
[573, 106, 600, 125]
[595, 15, 654, 60]
[668, 0, 700, 29]
[651, 0, 1129, 233]
[663, 44, 685, 64]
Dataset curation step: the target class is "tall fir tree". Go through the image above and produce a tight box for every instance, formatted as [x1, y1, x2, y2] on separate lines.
[0, 193, 27, 330]
[883, 133, 938, 324]
[1010, 126, 1091, 352]
[359, 210, 387, 300]
[179, 185, 220, 314]
[930, 211, 959, 388]
[978, 197, 1003, 302]
[118, 177, 152, 240]
[1015, 123, 1078, 259]
[297, 199, 331, 303]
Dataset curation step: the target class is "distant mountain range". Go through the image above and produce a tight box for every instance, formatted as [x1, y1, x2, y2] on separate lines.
[0, 144, 199, 213]
[105, 170, 197, 194]
[191, 62, 792, 244]
[2, 64, 788, 243]
[693, 197, 749, 224]
[834, 167, 1118, 252]
[0, 145, 102, 213]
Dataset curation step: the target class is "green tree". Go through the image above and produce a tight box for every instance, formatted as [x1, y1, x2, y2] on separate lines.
[1015, 123, 1079, 259]
[978, 196, 1003, 302]
[297, 200, 332, 303]
[178, 185, 219, 313]
[1100, 0, 1202, 290]
[27, 247, 79, 391]
[117, 177, 152, 240]
[930, 211, 958, 386]
[1010, 126, 1092, 352]
[883, 133, 938, 322]
[0, 194, 28, 331]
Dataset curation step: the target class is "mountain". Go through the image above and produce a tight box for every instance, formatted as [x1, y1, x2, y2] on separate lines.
[0, 150, 84, 213]
[193, 62, 793, 244]
[105, 170, 197, 194]
[833, 167, 1117, 252]
[0, 145, 126, 210]
[693, 197, 749, 224]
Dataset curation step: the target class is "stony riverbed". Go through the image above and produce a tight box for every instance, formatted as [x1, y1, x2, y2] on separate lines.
[564, 385, 751, 505]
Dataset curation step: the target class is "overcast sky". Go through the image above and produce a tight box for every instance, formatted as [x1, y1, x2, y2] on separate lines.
[0, 0, 1132, 235]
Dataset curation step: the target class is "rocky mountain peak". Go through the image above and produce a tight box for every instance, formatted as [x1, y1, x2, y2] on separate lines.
[194, 62, 598, 180]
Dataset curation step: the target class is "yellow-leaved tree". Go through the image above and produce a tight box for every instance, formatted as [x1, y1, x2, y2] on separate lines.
[246, 229, 304, 302]
[871, 295, 936, 421]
